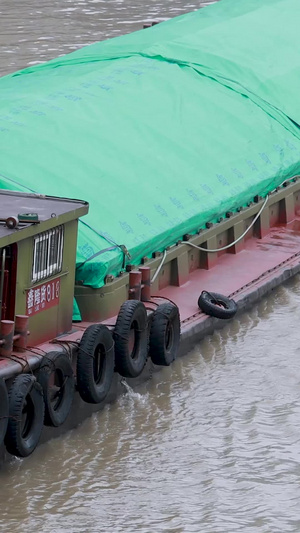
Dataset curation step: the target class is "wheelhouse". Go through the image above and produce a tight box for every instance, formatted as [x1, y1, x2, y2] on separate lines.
[0, 190, 88, 346]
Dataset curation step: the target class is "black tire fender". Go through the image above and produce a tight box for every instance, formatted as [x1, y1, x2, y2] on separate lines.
[198, 291, 237, 319]
[0, 378, 9, 448]
[149, 302, 181, 366]
[113, 300, 148, 378]
[5, 374, 45, 458]
[37, 351, 75, 427]
[77, 324, 115, 404]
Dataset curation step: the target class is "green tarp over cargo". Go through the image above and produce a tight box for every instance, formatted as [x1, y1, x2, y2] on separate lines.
[1, 0, 300, 291]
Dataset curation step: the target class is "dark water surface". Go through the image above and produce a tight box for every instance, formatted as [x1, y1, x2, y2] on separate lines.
[1, 279, 300, 533]
[1, 2, 300, 532]
[0, 0, 216, 76]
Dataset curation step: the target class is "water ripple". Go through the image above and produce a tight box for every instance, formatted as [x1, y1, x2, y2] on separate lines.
[1, 2, 300, 531]
[0, 0, 216, 76]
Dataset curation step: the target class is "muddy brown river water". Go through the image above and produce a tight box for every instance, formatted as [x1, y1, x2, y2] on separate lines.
[1, 1, 300, 532]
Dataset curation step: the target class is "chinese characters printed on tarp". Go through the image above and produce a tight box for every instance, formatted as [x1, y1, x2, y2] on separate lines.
[26, 279, 60, 316]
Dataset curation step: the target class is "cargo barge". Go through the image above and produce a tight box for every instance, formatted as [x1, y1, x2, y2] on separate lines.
[1, 0, 300, 461]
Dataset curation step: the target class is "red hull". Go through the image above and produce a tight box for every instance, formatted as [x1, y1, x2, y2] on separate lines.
[1, 215, 300, 378]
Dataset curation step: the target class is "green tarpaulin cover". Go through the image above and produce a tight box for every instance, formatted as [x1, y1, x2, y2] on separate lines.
[1, 0, 300, 291]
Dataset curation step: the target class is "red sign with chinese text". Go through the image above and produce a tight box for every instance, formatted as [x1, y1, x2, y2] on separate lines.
[26, 278, 60, 316]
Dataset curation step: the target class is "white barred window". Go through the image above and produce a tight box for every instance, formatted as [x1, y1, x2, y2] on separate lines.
[32, 226, 64, 282]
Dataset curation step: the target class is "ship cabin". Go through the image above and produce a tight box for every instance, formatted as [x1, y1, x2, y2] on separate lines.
[0, 190, 88, 349]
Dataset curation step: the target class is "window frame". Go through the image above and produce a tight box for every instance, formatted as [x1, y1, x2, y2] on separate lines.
[32, 226, 64, 283]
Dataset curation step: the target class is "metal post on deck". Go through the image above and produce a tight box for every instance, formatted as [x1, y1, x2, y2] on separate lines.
[0, 320, 14, 357]
[139, 266, 151, 301]
[14, 315, 30, 351]
[129, 271, 142, 300]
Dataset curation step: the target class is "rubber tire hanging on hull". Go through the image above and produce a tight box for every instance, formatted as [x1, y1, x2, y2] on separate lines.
[149, 302, 181, 366]
[149, 302, 180, 366]
[198, 291, 237, 319]
[37, 351, 75, 427]
[77, 324, 115, 404]
[0, 378, 9, 448]
[114, 300, 148, 378]
[5, 374, 45, 458]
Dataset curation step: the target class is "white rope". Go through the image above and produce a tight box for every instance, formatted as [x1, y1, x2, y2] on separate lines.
[189, 177, 295, 253]
[151, 249, 167, 283]
[184, 194, 269, 253]
[150, 177, 296, 283]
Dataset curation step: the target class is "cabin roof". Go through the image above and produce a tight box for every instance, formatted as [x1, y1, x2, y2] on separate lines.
[0, 190, 88, 246]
